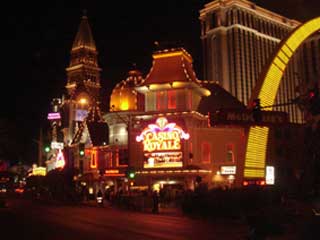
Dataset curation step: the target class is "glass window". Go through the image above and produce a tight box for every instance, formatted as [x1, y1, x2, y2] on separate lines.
[156, 91, 166, 110]
[201, 142, 211, 163]
[167, 90, 176, 109]
[119, 149, 129, 166]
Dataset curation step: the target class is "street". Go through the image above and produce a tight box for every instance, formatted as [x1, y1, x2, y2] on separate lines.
[0, 198, 248, 240]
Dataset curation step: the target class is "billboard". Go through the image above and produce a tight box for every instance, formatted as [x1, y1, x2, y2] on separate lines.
[136, 117, 189, 168]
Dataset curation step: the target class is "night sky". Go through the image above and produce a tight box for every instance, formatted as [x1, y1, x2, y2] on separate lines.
[2, 0, 319, 165]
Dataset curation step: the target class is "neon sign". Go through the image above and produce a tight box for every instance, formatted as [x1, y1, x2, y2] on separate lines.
[55, 149, 65, 169]
[47, 112, 61, 120]
[136, 117, 190, 152]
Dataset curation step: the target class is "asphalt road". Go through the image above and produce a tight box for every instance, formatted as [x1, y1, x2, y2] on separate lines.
[0, 198, 248, 240]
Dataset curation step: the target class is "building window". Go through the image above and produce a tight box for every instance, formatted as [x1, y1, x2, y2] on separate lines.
[226, 144, 235, 162]
[115, 148, 119, 166]
[105, 152, 112, 168]
[201, 142, 211, 163]
[189, 142, 193, 163]
[91, 151, 97, 168]
[211, 12, 216, 28]
[156, 91, 166, 110]
[167, 90, 176, 109]
[119, 149, 129, 166]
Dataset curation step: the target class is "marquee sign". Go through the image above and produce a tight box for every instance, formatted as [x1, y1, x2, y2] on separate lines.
[136, 117, 190, 168]
[32, 167, 47, 176]
[136, 117, 190, 152]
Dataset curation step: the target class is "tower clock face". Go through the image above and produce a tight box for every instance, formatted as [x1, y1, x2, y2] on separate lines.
[75, 109, 88, 121]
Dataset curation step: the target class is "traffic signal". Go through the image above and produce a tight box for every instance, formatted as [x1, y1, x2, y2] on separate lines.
[308, 86, 320, 115]
[79, 143, 85, 156]
[44, 145, 51, 153]
[127, 168, 136, 179]
[252, 98, 262, 122]
[129, 171, 135, 179]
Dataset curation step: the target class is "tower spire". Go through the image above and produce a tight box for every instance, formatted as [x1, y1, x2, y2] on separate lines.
[72, 11, 96, 50]
[65, 13, 101, 102]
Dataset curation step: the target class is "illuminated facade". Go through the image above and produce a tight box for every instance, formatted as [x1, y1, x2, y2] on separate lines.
[99, 47, 255, 190]
[91, 46, 301, 190]
[199, 0, 307, 123]
[244, 16, 320, 179]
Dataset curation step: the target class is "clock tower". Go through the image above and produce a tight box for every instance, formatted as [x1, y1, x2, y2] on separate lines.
[61, 12, 102, 146]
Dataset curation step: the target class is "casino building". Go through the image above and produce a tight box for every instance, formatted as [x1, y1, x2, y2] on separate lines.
[45, 11, 305, 194]
[102, 46, 305, 192]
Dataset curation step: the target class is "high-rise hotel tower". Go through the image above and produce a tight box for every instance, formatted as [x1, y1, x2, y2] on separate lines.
[199, 0, 309, 123]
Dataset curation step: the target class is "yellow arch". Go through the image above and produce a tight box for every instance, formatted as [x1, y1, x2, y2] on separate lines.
[244, 17, 320, 179]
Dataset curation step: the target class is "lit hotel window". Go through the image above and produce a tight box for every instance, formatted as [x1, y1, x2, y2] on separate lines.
[201, 142, 211, 163]
[167, 90, 176, 109]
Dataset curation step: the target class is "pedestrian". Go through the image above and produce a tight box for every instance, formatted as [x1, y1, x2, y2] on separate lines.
[96, 189, 103, 206]
[152, 190, 159, 214]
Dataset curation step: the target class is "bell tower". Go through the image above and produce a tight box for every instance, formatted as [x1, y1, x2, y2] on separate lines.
[65, 12, 101, 104]
[61, 12, 102, 146]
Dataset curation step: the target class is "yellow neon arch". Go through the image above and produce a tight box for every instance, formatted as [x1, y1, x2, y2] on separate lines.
[244, 17, 320, 178]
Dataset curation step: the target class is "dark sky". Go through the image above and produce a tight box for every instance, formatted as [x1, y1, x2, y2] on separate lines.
[2, 0, 319, 164]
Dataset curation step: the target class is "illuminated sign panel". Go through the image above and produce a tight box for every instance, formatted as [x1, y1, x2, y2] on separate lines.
[104, 169, 125, 177]
[47, 112, 61, 120]
[266, 166, 275, 185]
[220, 166, 236, 175]
[51, 141, 64, 150]
[136, 117, 190, 168]
[32, 167, 47, 176]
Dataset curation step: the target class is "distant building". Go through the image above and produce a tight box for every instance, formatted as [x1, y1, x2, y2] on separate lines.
[199, 0, 319, 123]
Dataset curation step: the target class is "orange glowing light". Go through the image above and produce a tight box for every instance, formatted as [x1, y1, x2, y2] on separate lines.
[120, 100, 129, 110]
[136, 117, 190, 153]
[79, 98, 88, 105]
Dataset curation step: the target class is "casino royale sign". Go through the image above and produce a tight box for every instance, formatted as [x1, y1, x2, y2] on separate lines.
[136, 117, 190, 152]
